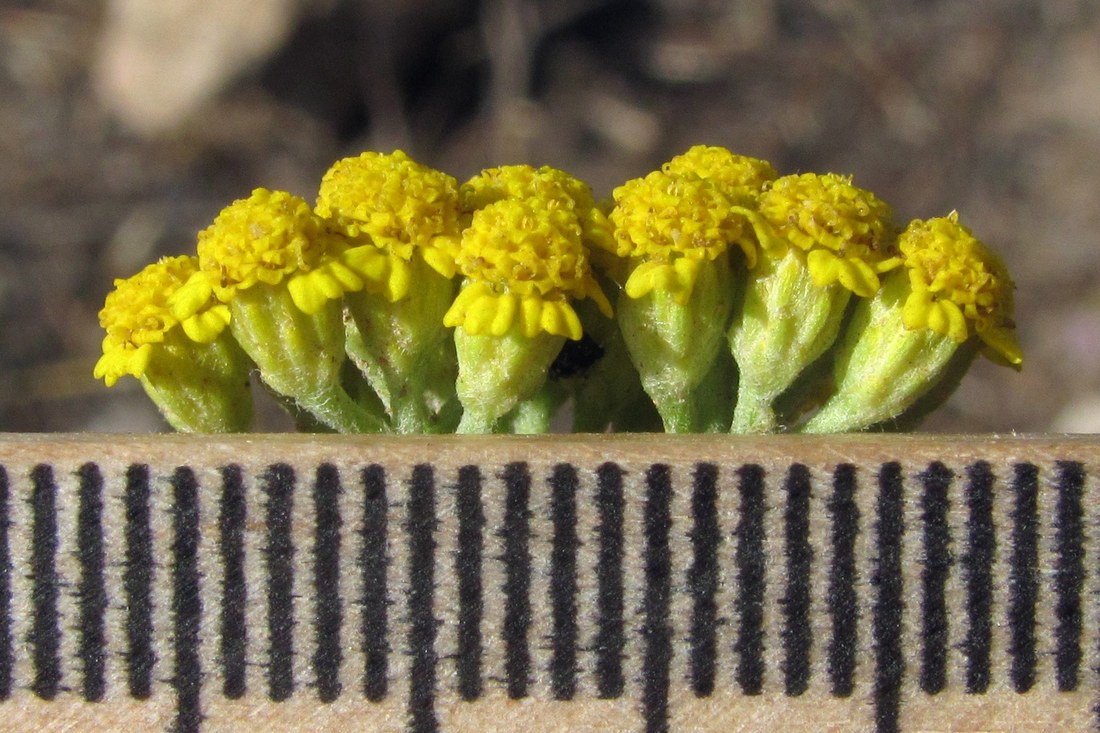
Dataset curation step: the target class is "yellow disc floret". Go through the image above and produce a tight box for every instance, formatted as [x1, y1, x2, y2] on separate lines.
[460, 164, 594, 212]
[898, 212, 1022, 366]
[460, 164, 615, 254]
[443, 199, 612, 340]
[315, 150, 463, 277]
[610, 169, 758, 303]
[756, 172, 900, 297]
[170, 188, 369, 320]
[200, 188, 328, 297]
[94, 255, 230, 386]
[663, 145, 778, 199]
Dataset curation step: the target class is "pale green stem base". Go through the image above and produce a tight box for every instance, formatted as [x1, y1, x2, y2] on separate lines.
[231, 285, 387, 433]
[454, 327, 563, 434]
[343, 264, 458, 433]
[140, 329, 253, 432]
[618, 256, 734, 435]
[730, 388, 778, 434]
[651, 390, 697, 433]
[800, 274, 959, 433]
[502, 381, 566, 434]
[728, 250, 850, 433]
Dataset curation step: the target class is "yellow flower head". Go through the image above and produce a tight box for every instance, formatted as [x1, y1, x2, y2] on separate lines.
[443, 199, 612, 340]
[663, 145, 778, 199]
[171, 188, 370, 321]
[756, 172, 900, 297]
[460, 164, 615, 254]
[315, 150, 463, 278]
[899, 213, 1022, 366]
[609, 169, 757, 303]
[94, 256, 230, 386]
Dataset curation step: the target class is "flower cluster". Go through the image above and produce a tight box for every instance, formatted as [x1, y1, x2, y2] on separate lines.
[95, 146, 1021, 433]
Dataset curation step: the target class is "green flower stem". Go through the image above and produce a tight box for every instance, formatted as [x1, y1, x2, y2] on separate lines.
[618, 255, 734, 434]
[456, 408, 496, 434]
[729, 249, 850, 433]
[694, 347, 736, 433]
[139, 329, 253, 432]
[300, 383, 385, 434]
[230, 285, 387, 433]
[655, 390, 698, 433]
[503, 381, 568, 434]
[454, 327, 564, 434]
[343, 259, 458, 433]
[801, 273, 959, 433]
[730, 389, 777, 434]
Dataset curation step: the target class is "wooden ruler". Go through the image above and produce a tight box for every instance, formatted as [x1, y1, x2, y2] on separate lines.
[0, 433, 1097, 732]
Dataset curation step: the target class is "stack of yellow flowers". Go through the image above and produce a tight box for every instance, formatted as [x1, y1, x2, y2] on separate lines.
[95, 146, 1022, 434]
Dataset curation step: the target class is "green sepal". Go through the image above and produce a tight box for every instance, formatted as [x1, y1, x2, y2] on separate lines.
[800, 272, 961, 433]
[618, 254, 734, 432]
[343, 259, 459, 433]
[729, 248, 850, 433]
[454, 326, 564, 433]
[229, 284, 387, 433]
[870, 338, 979, 432]
[139, 328, 253, 432]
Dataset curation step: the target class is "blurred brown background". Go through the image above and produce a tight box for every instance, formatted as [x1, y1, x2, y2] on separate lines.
[1, 0, 1098, 433]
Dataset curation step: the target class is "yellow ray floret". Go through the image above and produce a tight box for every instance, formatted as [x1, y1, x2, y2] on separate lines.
[170, 188, 372, 320]
[756, 172, 899, 297]
[443, 199, 612, 340]
[609, 169, 758, 302]
[898, 212, 1022, 366]
[663, 145, 778, 199]
[316, 150, 463, 277]
[94, 256, 229, 386]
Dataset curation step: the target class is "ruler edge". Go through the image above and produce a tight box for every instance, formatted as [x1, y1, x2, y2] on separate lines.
[2, 431, 1099, 466]
[0, 432, 1098, 733]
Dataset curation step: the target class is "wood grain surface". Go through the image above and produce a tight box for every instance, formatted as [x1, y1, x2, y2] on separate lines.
[0, 433, 1096, 732]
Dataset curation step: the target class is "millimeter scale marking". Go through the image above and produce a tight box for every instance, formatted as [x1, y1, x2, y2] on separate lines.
[0, 433, 1097, 732]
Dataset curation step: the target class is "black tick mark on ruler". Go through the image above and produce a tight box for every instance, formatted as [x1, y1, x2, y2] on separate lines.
[1008, 463, 1039, 693]
[917, 461, 953, 696]
[642, 464, 672, 733]
[0, 466, 10, 702]
[313, 463, 344, 703]
[170, 466, 203, 733]
[687, 462, 719, 698]
[501, 462, 532, 701]
[218, 465, 247, 700]
[734, 464, 766, 696]
[782, 463, 813, 697]
[407, 464, 439, 733]
[872, 462, 904, 733]
[360, 464, 389, 703]
[455, 465, 484, 702]
[1052, 460, 1085, 693]
[826, 463, 859, 698]
[263, 463, 296, 702]
[548, 463, 580, 701]
[594, 462, 625, 700]
[30, 464, 61, 700]
[76, 463, 107, 703]
[961, 461, 994, 694]
[124, 463, 154, 699]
